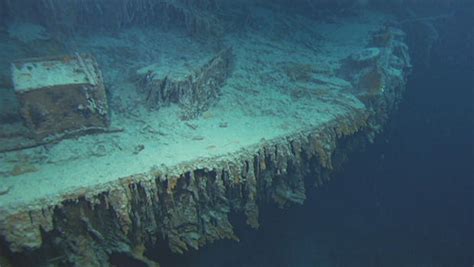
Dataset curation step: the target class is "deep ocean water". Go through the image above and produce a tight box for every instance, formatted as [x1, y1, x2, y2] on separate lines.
[0, 1, 472, 267]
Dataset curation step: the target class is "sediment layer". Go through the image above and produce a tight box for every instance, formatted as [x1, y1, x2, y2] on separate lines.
[0, 12, 411, 267]
[0, 111, 368, 266]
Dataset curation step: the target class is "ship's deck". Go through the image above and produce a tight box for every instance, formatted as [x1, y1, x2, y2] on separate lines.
[0, 9, 410, 261]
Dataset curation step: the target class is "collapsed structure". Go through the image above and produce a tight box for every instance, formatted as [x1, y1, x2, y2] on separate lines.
[138, 47, 234, 120]
[0, 1, 411, 266]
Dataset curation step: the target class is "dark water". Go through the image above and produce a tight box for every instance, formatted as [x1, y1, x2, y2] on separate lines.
[1, 1, 472, 266]
[153, 3, 474, 267]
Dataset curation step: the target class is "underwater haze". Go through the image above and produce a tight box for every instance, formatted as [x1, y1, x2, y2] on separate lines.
[0, 0, 472, 267]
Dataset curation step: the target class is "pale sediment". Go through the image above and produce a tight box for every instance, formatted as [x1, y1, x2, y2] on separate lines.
[0, 10, 411, 267]
[0, 109, 395, 266]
